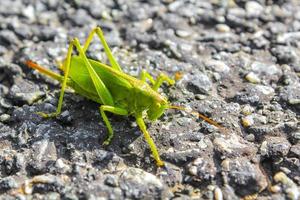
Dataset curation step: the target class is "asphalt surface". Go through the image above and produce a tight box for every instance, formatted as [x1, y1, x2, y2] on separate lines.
[0, 0, 299, 199]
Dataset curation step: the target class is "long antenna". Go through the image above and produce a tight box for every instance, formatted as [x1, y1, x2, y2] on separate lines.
[26, 60, 63, 82]
[169, 104, 228, 133]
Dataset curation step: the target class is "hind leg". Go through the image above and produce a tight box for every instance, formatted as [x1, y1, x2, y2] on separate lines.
[83, 27, 122, 71]
[37, 39, 76, 118]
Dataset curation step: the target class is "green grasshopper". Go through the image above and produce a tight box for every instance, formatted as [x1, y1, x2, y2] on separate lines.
[26, 27, 223, 166]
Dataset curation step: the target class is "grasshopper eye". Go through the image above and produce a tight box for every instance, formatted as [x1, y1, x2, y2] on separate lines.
[147, 103, 167, 121]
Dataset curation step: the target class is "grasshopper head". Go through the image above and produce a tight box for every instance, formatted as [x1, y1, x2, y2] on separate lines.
[147, 101, 169, 121]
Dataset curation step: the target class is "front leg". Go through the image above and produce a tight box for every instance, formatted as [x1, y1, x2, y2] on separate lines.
[135, 114, 164, 167]
[152, 73, 175, 91]
[140, 70, 175, 91]
[99, 105, 128, 145]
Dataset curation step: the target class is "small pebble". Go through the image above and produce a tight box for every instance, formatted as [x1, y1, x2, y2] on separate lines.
[214, 187, 223, 200]
[205, 59, 230, 74]
[270, 185, 282, 193]
[188, 165, 198, 176]
[245, 1, 264, 17]
[186, 73, 212, 95]
[55, 158, 65, 169]
[0, 113, 10, 122]
[241, 115, 254, 127]
[175, 29, 192, 38]
[101, 10, 112, 20]
[105, 175, 118, 187]
[255, 85, 275, 95]
[119, 167, 165, 199]
[168, 1, 183, 12]
[274, 172, 299, 200]
[260, 137, 291, 157]
[0, 177, 18, 191]
[241, 104, 254, 115]
[213, 72, 221, 81]
[221, 157, 268, 196]
[291, 132, 300, 143]
[245, 134, 255, 142]
[216, 24, 230, 33]
[57, 110, 73, 124]
[0, 98, 12, 108]
[245, 72, 261, 83]
[10, 78, 44, 105]
[22, 5, 35, 21]
[24, 180, 33, 195]
[288, 98, 300, 105]
[251, 61, 281, 76]
[55, 158, 70, 173]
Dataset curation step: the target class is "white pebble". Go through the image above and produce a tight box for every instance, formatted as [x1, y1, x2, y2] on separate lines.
[214, 187, 223, 200]
[245, 72, 261, 83]
[241, 115, 254, 127]
[216, 24, 230, 33]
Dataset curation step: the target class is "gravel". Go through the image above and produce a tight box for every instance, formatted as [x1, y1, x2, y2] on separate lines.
[222, 157, 268, 197]
[0, 0, 299, 199]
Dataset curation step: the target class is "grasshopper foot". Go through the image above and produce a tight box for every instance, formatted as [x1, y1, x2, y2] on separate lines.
[168, 78, 175, 85]
[102, 137, 112, 146]
[156, 159, 165, 167]
[36, 112, 57, 118]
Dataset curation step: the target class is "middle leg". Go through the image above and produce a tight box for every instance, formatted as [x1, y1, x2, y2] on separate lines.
[140, 70, 175, 91]
[152, 73, 175, 91]
[99, 105, 128, 145]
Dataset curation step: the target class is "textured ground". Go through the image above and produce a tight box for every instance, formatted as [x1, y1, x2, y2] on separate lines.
[0, 0, 299, 199]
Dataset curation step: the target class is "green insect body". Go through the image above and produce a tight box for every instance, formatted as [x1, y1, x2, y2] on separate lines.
[26, 27, 175, 166]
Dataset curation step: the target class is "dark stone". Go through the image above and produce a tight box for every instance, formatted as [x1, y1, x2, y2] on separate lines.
[0, 177, 18, 192]
[186, 73, 212, 95]
[26, 140, 57, 175]
[261, 136, 291, 158]
[31, 174, 64, 194]
[119, 167, 169, 199]
[186, 157, 217, 183]
[0, 30, 20, 47]
[57, 110, 73, 124]
[13, 25, 33, 40]
[234, 84, 275, 105]
[289, 143, 300, 158]
[162, 149, 203, 166]
[213, 135, 257, 158]
[222, 157, 267, 196]
[2, 154, 23, 176]
[105, 175, 118, 187]
[69, 9, 94, 27]
[9, 77, 44, 105]
[0, 123, 16, 139]
[279, 84, 300, 110]
[271, 45, 298, 64]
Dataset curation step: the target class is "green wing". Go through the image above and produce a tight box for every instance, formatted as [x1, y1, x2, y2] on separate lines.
[68, 56, 133, 103]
